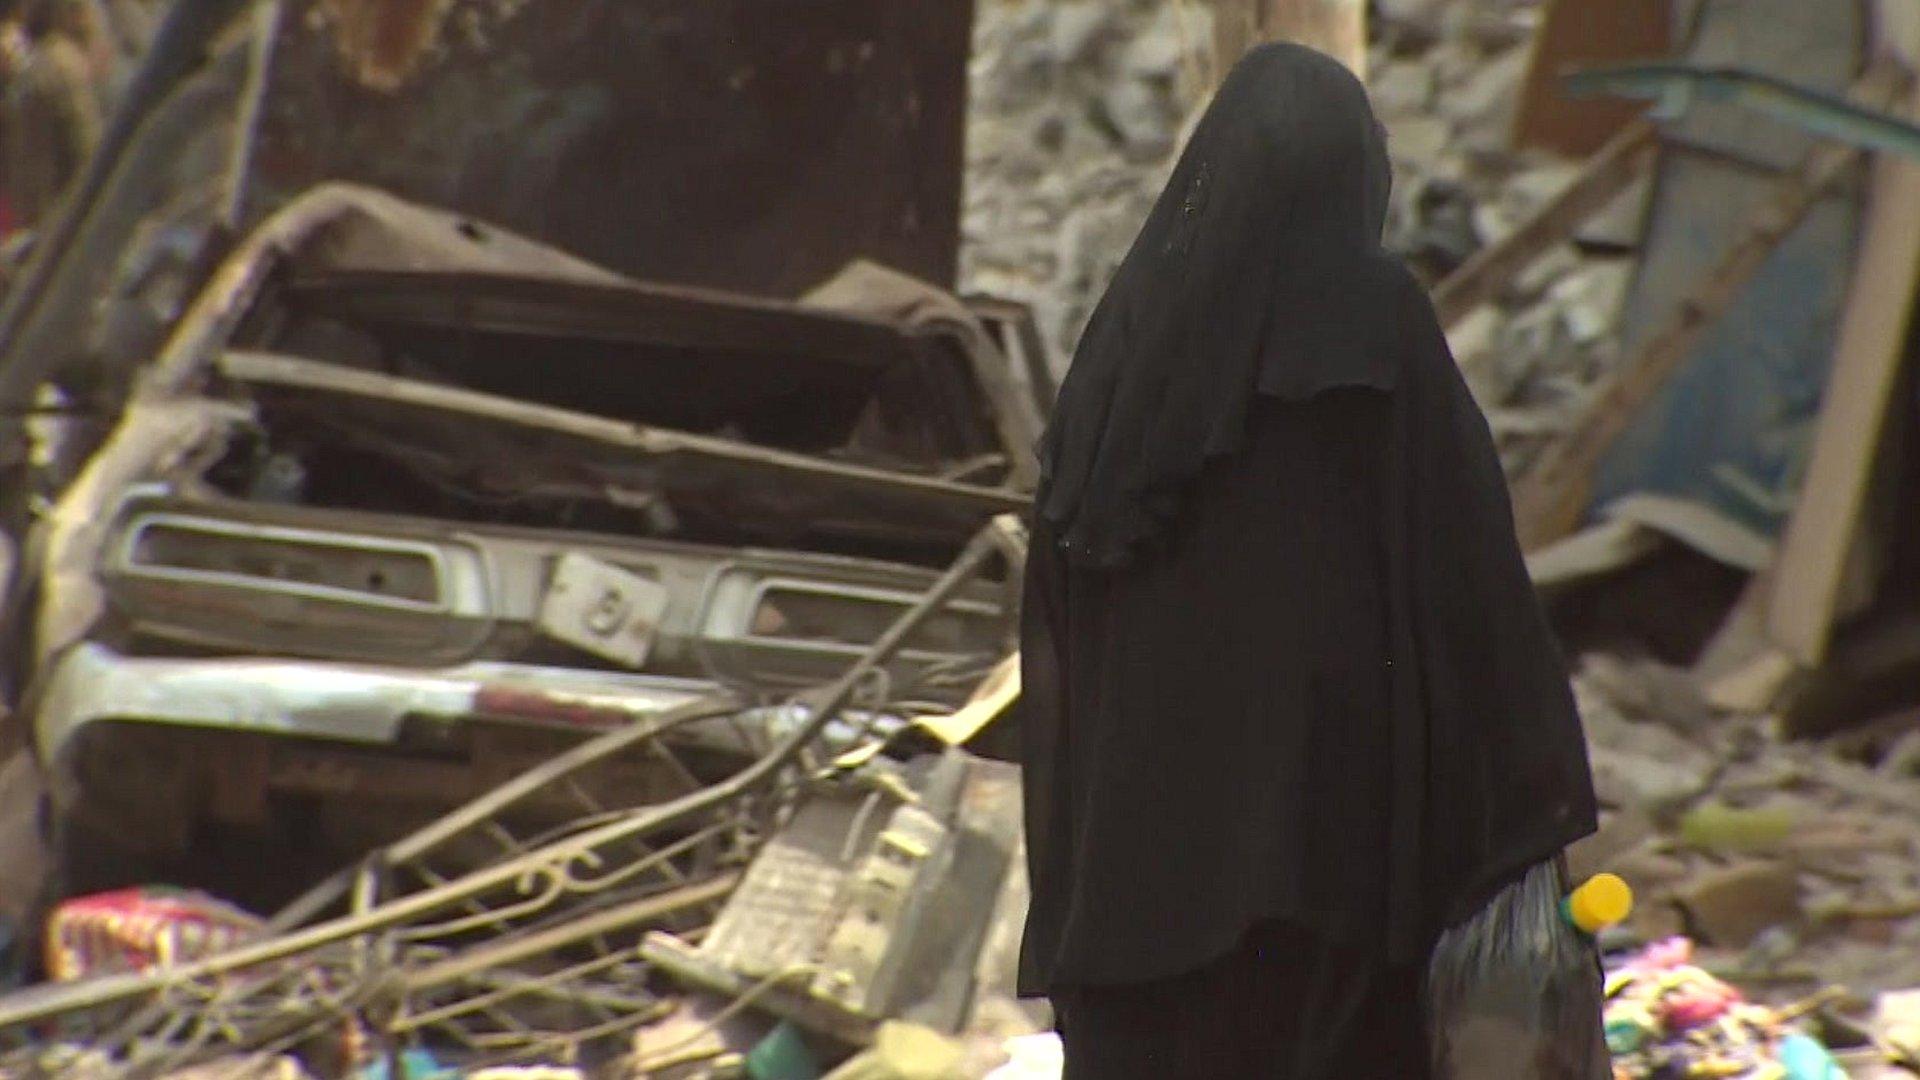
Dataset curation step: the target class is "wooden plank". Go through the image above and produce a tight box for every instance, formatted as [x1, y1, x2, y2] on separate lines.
[1509, 138, 1861, 549]
[1432, 118, 1658, 329]
[1512, 0, 1670, 158]
[1507, 65, 1904, 552]
[1764, 89, 1920, 666]
[1211, 0, 1366, 80]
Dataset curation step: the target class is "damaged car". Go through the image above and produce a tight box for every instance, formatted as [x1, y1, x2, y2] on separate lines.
[9, 184, 1047, 910]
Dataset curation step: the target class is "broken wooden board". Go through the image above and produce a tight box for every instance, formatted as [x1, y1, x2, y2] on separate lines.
[1511, 0, 1671, 158]
[1510, 111, 1884, 550]
[1765, 90, 1920, 668]
[1209, 0, 1366, 81]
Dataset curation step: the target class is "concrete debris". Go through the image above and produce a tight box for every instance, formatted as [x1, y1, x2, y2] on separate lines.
[1445, 45, 1528, 139]
[963, 0, 1211, 362]
[1367, 58, 1434, 117]
[4, 1, 1920, 1076]
[965, 0, 1637, 477]
[1676, 861, 1805, 949]
[1570, 658, 1920, 999]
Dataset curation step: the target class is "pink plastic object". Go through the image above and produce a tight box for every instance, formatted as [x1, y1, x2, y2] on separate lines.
[46, 887, 261, 981]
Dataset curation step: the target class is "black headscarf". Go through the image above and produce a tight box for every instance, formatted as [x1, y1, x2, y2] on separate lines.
[1018, 44, 1597, 996]
[1038, 43, 1398, 567]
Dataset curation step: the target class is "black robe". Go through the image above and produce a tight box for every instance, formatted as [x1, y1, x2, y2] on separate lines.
[1018, 44, 1597, 991]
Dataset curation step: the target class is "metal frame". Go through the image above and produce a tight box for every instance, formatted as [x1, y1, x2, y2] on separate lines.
[0, 516, 1028, 1078]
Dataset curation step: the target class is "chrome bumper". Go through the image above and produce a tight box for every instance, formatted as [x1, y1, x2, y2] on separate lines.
[34, 642, 722, 758]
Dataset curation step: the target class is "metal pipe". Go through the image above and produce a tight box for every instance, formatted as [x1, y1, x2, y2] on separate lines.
[399, 873, 739, 997]
[1563, 63, 1920, 162]
[266, 695, 743, 932]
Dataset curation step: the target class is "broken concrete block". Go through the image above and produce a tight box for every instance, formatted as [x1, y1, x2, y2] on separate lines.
[1874, 989, 1920, 1056]
[1370, 60, 1436, 118]
[1386, 116, 1453, 169]
[1443, 46, 1527, 133]
[1629, 896, 1689, 945]
[1100, 78, 1177, 155]
[1677, 862, 1804, 948]
[1376, 0, 1445, 25]
[1122, 3, 1197, 78]
[1579, 681, 1718, 779]
[1586, 741, 1712, 816]
[1446, 304, 1503, 367]
[1473, 202, 1520, 249]
[820, 1022, 970, 1080]
[1549, 260, 1633, 345]
[1503, 163, 1580, 215]
[1614, 849, 1695, 894]
[1048, 1, 1109, 64]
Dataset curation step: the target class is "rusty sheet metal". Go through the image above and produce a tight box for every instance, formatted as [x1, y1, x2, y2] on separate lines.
[1510, 0, 1668, 158]
[249, 0, 973, 298]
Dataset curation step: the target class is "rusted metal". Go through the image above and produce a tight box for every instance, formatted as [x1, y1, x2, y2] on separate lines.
[469, 685, 687, 732]
[0, 520, 1018, 1044]
[315, 0, 451, 92]
[398, 873, 739, 996]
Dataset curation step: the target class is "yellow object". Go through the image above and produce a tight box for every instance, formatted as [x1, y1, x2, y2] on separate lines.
[915, 652, 1020, 746]
[1567, 873, 1635, 934]
[1678, 801, 1797, 853]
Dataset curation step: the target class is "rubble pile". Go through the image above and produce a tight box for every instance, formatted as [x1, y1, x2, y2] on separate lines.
[1572, 655, 1920, 1001]
[1601, 937, 1851, 1079]
[6, 0, 1920, 1076]
[961, 0, 1637, 473]
[1367, 2, 1640, 474]
[960, 0, 1213, 361]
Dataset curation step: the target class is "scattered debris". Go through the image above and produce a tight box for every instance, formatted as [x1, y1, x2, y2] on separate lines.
[1603, 937, 1850, 1079]
[1573, 658, 1920, 997]
[3, 0, 1920, 1075]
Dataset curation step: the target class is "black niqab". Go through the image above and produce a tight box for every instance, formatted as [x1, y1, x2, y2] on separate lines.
[1018, 44, 1598, 996]
[1038, 43, 1397, 568]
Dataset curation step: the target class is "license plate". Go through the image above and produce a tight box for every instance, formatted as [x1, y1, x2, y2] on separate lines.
[536, 552, 670, 668]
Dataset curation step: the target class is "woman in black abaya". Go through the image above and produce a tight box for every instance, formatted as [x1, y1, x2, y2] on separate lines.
[1017, 43, 1599, 1078]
